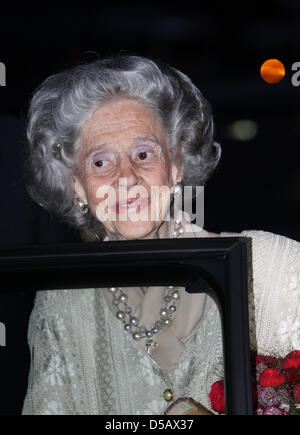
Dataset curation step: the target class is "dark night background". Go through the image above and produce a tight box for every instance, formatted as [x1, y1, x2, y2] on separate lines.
[0, 2, 299, 414]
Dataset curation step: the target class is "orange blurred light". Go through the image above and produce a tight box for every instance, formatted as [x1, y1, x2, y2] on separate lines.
[260, 59, 285, 84]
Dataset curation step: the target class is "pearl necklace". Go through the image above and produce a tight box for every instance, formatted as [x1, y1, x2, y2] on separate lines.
[107, 218, 184, 353]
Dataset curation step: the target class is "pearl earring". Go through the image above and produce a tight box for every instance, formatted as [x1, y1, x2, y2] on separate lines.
[173, 183, 182, 198]
[74, 197, 88, 214]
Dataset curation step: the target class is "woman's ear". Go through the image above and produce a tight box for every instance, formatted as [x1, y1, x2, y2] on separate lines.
[73, 175, 88, 203]
[170, 141, 184, 186]
[170, 161, 182, 187]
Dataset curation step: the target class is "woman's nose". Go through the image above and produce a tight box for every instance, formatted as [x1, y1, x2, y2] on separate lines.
[118, 159, 141, 189]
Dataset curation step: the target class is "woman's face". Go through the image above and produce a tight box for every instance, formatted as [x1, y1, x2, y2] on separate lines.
[74, 98, 182, 240]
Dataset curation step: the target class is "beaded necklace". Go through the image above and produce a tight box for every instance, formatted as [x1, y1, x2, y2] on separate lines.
[107, 218, 184, 353]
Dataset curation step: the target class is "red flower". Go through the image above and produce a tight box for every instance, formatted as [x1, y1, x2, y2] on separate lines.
[259, 368, 286, 387]
[209, 380, 225, 413]
[294, 383, 300, 403]
[282, 350, 300, 370]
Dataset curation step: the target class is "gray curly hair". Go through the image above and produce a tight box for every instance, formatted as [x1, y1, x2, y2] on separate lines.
[24, 53, 221, 241]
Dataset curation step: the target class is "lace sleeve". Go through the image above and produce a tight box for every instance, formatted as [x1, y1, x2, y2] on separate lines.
[221, 229, 300, 355]
[22, 290, 77, 415]
[273, 235, 300, 353]
[239, 230, 300, 356]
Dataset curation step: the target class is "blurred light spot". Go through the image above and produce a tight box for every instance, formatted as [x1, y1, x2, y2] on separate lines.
[260, 59, 285, 84]
[228, 120, 259, 141]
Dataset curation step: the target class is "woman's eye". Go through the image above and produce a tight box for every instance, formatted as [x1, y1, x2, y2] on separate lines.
[94, 159, 109, 168]
[137, 151, 152, 161]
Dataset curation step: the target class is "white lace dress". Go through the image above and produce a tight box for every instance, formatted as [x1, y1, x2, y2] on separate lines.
[22, 230, 300, 415]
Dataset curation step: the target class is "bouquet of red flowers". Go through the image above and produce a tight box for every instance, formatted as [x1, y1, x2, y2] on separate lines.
[209, 350, 300, 415]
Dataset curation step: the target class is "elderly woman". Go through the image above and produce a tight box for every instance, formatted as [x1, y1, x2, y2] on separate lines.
[22, 54, 299, 415]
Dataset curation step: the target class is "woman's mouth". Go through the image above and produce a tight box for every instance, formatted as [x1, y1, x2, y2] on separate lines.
[113, 196, 151, 214]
